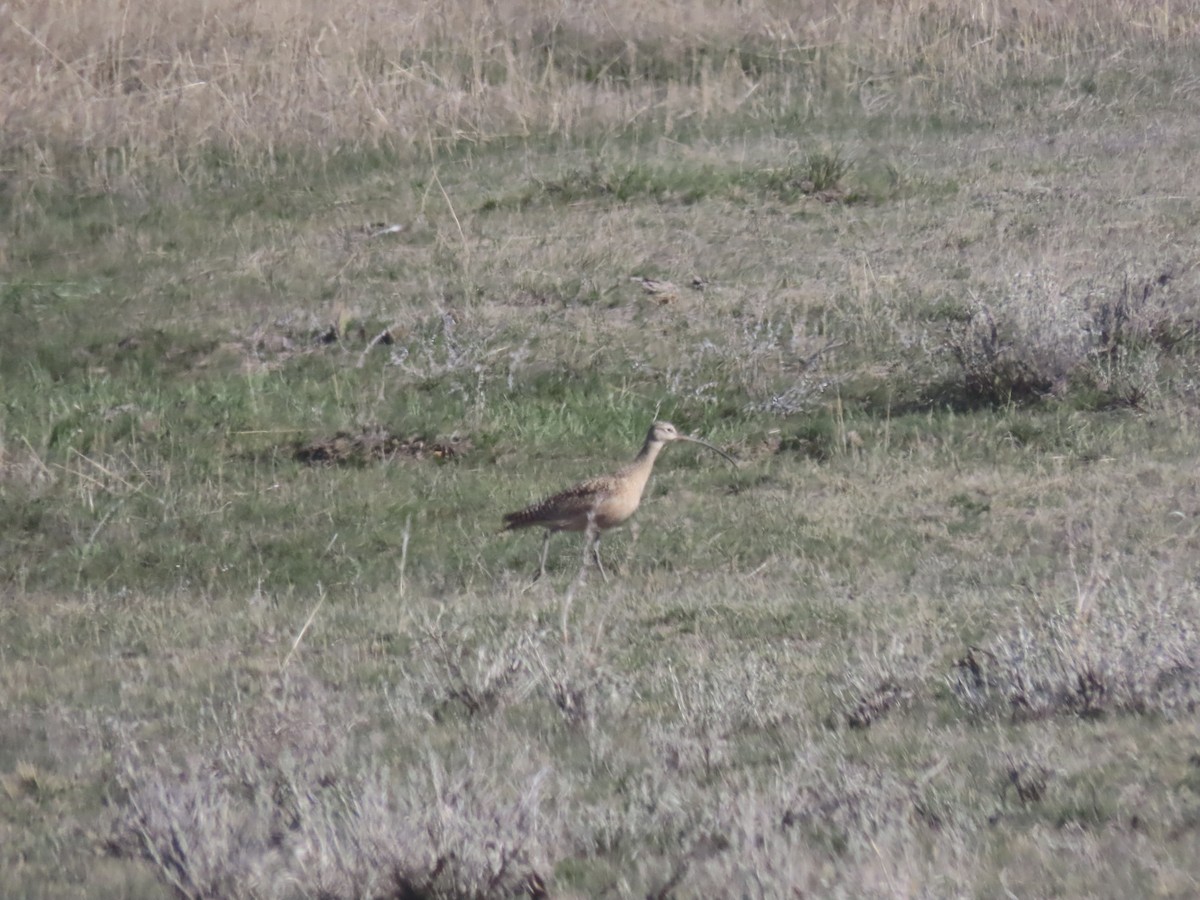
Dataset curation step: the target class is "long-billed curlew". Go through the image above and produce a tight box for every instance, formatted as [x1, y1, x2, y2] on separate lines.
[502, 421, 736, 579]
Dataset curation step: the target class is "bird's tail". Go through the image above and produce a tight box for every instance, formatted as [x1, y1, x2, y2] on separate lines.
[501, 503, 543, 531]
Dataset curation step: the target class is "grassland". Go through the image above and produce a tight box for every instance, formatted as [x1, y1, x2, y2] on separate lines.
[4, 1, 1200, 897]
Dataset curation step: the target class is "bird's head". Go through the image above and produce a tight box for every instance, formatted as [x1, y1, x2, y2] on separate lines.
[645, 421, 737, 466]
[648, 421, 681, 443]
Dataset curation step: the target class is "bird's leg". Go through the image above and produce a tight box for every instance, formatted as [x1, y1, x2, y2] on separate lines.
[625, 520, 641, 574]
[593, 537, 608, 582]
[584, 512, 608, 582]
[534, 529, 551, 581]
[591, 532, 608, 582]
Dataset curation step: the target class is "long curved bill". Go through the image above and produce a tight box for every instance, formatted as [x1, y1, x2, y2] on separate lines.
[678, 434, 738, 467]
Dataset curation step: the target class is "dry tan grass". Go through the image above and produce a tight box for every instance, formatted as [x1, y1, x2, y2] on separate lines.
[3, 0, 1197, 189]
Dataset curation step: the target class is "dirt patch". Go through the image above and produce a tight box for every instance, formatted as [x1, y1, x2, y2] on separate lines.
[293, 426, 470, 466]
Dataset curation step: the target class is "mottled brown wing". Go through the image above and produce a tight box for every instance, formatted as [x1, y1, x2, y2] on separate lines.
[502, 476, 614, 532]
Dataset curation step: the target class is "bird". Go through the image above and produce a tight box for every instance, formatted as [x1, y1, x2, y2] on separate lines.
[502, 421, 737, 580]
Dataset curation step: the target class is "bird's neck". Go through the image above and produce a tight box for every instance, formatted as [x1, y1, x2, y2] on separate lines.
[617, 438, 665, 494]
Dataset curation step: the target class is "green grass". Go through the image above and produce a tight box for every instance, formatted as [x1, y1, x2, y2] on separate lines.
[480, 149, 885, 212]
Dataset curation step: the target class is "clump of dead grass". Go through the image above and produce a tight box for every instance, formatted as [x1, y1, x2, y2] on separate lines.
[111, 669, 556, 900]
[647, 760, 957, 897]
[115, 750, 555, 900]
[943, 272, 1094, 403]
[941, 267, 1195, 407]
[408, 616, 541, 720]
[949, 585, 1200, 722]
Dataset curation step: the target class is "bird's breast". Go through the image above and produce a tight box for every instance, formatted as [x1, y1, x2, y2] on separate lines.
[590, 491, 642, 530]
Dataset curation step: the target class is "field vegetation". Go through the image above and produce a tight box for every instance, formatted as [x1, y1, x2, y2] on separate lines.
[4, 0, 1200, 896]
